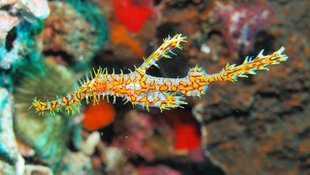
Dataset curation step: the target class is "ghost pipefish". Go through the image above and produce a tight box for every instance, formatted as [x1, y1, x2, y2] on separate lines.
[30, 34, 288, 115]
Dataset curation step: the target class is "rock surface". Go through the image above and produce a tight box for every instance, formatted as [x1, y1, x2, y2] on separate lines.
[191, 1, 310, 175]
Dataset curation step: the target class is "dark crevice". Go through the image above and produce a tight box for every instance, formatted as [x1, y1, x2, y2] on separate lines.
[256, 91, 280, 98]
[145, 65, 162, 77]
[278, 106, 304, 118]
[129, 157, 225, 175]
[165, 0, 207, 9]
[207, 30, 223, 39]
[207, 135, 241, 149]
[5, 27, 17, 51]
[297, 128, 310, 139]
[203, 103, 252, 125]
[156, 22, 179, 39]
[154, 0, 162, 6]
[249, 31, 276, 56]
[98, 124, 115, 144]
[0, 4, 13, 11]
[299, 163, 310, 170]
[43, 50, 75, 65]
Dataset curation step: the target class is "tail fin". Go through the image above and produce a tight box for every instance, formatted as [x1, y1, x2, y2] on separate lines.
[203, 47, 288, 84]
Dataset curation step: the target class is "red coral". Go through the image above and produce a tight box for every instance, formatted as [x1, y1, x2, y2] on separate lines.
[111, 0, 153, 32]
[165, 110, 201, 153]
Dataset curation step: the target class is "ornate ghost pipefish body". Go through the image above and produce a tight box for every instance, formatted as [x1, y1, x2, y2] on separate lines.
[31, 34, 288, 115]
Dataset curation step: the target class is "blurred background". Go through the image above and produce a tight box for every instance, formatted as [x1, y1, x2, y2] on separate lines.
[0, 0, 309, 175]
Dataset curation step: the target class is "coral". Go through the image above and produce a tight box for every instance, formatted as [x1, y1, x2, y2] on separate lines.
[164, 110, 201, 154]
[15, 138, 35, 157]
[0, 160, 15, 175]
[121, 111, 157, 161]
[19, 0, 50, 19]
[77, 131, 100, 156]
[111, 0, 154, 32]
[1, 21, 43, 70]
[13, 62, 76, 171]
[0, 12, 19, 45]
[103, 146, 126, 172]
[117, 110, 174, 161]
[24, 165, 53, 175]
[83, 99, 116, 131]
[0, 0, 49, 44]
[37, 0, 109, 65]
[31, 34, 287, 115]
[0, 88, 24, 175]
[192, 0, 310, 174]
[215, 1, 275, 53]
[0, 0, 49, 69]
[60, 151, 93, 175]
[110, 24, 145, 58]
[0, 1, 50, 174]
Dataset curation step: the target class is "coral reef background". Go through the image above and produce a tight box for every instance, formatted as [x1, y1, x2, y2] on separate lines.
[0, 0, 309, 175]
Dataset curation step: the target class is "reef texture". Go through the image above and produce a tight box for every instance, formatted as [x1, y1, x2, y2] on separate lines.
[37, 0, 109, 66]
[189, 1, 310, 175]
[0, 0, 50, 43]
[96, 0, 309, 174]
[0, 88, 22, 174]
[0, 0, 50, 69]
[0, 0, 53, 174]
[13, 63, 76, 171]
